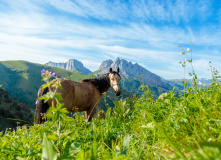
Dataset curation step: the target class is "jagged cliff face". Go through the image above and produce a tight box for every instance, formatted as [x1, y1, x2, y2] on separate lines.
[99, 59, 113, 70]
[97, 58, 171, 89]
[45, 59, 92, 75]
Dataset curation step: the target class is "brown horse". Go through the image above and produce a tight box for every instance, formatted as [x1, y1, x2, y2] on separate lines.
[36, 67, 121, 124]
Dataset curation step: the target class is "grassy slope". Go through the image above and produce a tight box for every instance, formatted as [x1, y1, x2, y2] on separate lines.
[0, 81, 220, 159]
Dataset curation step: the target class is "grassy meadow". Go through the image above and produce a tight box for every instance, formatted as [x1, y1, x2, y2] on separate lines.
[0, 67, 221, 159]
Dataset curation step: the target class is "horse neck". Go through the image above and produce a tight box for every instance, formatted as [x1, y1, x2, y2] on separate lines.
[93, 74, 111, 94]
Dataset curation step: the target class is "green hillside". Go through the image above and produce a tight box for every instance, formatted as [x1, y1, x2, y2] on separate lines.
[0, 60, 131, 111]
[120, 75, 170, 98]
[0, 61, 91, 108]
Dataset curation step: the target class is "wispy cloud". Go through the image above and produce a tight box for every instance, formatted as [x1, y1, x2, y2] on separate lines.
[0, 0, 220, 79]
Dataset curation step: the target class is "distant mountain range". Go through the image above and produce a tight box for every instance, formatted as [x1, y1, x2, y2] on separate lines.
[45, 59, 92, 75]
[46, 57, 171, 90]
[168, 78, 212, 90]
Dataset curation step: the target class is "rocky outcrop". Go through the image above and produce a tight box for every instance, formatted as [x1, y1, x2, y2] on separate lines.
[97, 57, 171, 89]
[99, 59, 113, 70]
[45, 59, 92, 75]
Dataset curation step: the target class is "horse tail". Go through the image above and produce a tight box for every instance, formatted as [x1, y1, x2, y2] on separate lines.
[36, 87, 50, 124]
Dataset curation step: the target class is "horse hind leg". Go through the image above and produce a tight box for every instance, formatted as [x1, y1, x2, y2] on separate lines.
[85, 108, 89, 120]
[36, 100, 50, 124]
[36, 87, 50, 124]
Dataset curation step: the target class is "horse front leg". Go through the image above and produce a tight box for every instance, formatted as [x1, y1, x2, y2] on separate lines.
[86, 105, 97, 122]
[85, 108, 89, 120]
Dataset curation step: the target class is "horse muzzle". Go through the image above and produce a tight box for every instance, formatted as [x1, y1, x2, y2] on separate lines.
[115, 91, 121, 96]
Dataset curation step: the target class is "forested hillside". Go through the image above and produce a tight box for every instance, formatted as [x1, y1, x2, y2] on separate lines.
[0, 88, 34, 131]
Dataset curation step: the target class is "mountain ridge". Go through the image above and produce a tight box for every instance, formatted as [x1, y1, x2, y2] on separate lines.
[97, 57, 171, 90]
[45, 57, 172, 91]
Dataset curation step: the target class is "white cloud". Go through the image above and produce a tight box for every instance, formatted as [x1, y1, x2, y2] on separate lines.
[81, 60, 101, 71]
[49, 0, 86, 17]
[0, 0, 220, 79]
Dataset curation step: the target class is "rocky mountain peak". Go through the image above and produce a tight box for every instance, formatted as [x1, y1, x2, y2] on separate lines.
[98, 57, 171, 89]
[45, 59, 92, 75]
[99, 59, 113, 70]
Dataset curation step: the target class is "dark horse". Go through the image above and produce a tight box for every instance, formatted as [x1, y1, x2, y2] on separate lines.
[36, 67, 121, 124]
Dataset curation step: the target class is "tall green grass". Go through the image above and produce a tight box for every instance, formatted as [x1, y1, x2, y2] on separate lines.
[0, 68, 220, 159]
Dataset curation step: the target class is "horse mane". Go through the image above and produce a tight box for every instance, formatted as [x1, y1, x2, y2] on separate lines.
[82, 73, 110, 94]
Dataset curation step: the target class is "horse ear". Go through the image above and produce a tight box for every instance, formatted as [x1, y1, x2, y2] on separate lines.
[109, 68, 113, 73]
[117, 67, 120, 73]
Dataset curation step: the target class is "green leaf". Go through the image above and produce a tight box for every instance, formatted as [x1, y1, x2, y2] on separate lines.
[1, 137, 8, 149]
[47, 92, 55, 99]
[183, 81, 187, 87]
[47, 134, 58, 141]
[54, 93, 63, 103]
[121, 135, 130, 156]
[71, 142, 81, 150]
[42, 133, 57, 160]
[42, 83, 49, 90]
[199, 142, 221, 152]
[38, 92, 53, 102]
[91, 141, 97, 159]
[60, 108, 69, 115]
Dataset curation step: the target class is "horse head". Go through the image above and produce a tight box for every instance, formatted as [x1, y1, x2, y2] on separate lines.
[109, 67, 121, 96]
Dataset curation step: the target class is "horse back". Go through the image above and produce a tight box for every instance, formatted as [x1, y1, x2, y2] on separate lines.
[53, 79, 101, 112]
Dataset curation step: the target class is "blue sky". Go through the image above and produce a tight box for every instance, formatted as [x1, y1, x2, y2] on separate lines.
[0, 0, 220, 79]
